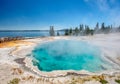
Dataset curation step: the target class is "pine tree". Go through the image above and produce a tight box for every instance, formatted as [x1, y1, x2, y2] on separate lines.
[105, 25, 111, 33]
[75, 27, 79, 36]
[118, 26, 120, 32]
[94, 22, 99, 34]
[85, 26, 90, 35]
[57, 31, 60, 36]
[69, 28, 72, 35]
[49, 26, 55, 36]
[64, 29, 69, 35]
[79, 24, 83, 31]
[90, 29, 94, 35]
[101, 23, 105, 30]
[79, 24, 84, 35]
[95, 22, 99, 30]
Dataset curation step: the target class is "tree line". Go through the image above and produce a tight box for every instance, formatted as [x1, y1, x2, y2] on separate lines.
[49, 22, 120, 36]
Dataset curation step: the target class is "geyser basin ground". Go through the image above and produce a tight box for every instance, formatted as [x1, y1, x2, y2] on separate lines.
[32, 40, 111, 72]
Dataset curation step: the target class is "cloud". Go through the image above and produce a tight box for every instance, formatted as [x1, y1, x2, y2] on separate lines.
[85, 0, 110, 11]
[84, 0, 120, 26]
[84, 0, 89, 2]
[109, 8, 120, 26]
[84, 0, 117, 11]
[109, 0, 116, 3]
[96, 0, 109, 11]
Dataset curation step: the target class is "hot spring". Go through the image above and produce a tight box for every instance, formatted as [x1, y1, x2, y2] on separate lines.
[32, 40, 111, 72]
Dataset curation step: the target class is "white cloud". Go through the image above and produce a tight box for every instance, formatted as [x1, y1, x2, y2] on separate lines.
[84, 0, 120, 26]
[109, 0, 116, 3]
[84, 0, 89, 2]
[109, 8, 120, 26]
[84, 0, 110, 11]
[84, 0, 117, 11]
[96, 0, 109, 11]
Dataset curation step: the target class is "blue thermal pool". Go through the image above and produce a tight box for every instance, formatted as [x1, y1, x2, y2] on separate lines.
[32, 40, 110, 72]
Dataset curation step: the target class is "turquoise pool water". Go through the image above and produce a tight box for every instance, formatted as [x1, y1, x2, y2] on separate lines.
[32, 40, 108, 72]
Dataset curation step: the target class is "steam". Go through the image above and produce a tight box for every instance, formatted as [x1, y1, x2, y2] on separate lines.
[36, 39, 101, 58]
[32, 39, 112, 72]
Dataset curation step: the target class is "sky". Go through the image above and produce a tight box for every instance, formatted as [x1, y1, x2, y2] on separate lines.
[0, 0, 120, 30]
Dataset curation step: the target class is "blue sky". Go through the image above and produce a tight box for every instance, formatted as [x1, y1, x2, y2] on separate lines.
[0, 0, 120, 30]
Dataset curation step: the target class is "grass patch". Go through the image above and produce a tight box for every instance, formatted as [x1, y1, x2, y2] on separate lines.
[8, 78, 20, 84]
[99, 79, 108, 84]
[115, 79, 120, 84]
